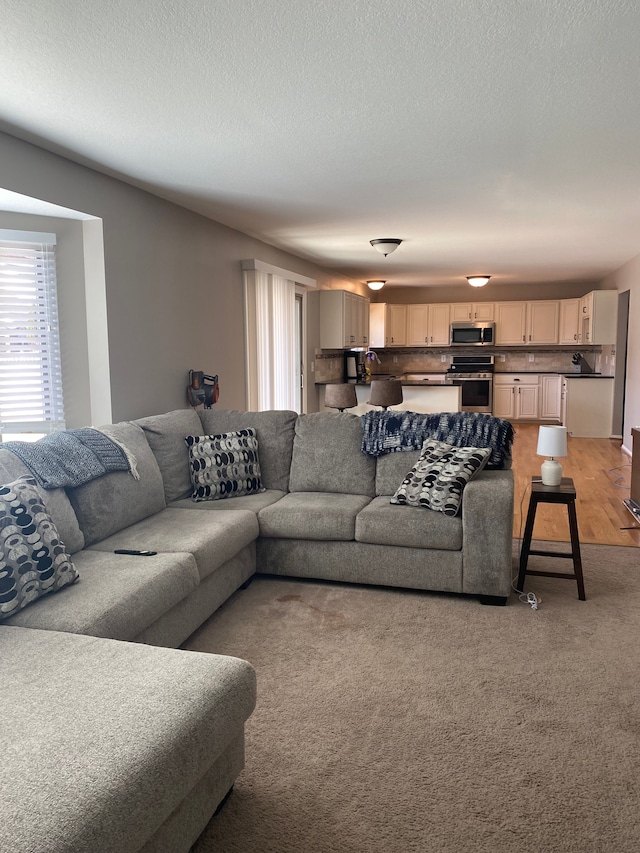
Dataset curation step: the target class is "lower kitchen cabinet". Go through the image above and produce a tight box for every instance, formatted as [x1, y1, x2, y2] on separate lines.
[493, 374, 562, 422]
[493, 375, 539, 420]
[540, 374, 562, 420]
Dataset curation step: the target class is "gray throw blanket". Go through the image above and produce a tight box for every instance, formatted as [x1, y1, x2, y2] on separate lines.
[3, 428, 139, 489]
[360, 411, 515, 469]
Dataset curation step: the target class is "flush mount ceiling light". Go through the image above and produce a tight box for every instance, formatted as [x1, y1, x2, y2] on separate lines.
[367, 280, 386, 291]
[370, 238, 402, 256]
[466, 275, 491, 288]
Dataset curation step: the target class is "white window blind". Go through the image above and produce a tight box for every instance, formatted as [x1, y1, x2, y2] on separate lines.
[0, 236, 66, 435]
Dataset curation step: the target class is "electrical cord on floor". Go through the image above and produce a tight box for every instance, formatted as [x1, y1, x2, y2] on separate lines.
[607, 463, 632, 488]
[512, 479, 542, 610]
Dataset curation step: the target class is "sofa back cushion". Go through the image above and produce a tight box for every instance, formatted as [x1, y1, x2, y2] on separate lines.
[0, 450, 85, 554]
[199, 408, 297, 492]
[134, 409, 203, 503]
[67, 422, 166, 546]
[288, 412, 376, 497]
[375, 450, 422, 496]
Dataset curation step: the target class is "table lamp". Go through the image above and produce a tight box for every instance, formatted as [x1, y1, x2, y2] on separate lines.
[324, 383, 358, 412]
[536, 425, 568, 486]
[368, 379, 403, 410]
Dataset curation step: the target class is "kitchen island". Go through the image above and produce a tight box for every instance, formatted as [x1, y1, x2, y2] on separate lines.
[318, 376, 462, 415]
[562, 374, 615, 437]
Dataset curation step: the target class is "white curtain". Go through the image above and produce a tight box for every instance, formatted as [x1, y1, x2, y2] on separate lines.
[252, 271, 298, 411]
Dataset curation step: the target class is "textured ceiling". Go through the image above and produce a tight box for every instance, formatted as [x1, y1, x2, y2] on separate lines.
[2, 0, 640, 287]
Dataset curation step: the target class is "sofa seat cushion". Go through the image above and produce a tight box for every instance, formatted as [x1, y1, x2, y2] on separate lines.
[258, 492, 372, 541]
[170, 489, 286, 513]
[134, 409, 205, 503]
[67, 422, 167, 547]
[288, 412, 376, 497]
[89, 507, 259, 581]
[2, 549, 200, 640]
[199, 408, 297, 491]
[0, 626, 256, 853]
[355, 496, 463, 551]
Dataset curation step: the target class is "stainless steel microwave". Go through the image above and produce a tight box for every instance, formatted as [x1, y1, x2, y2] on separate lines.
[450, 321, 495, 346]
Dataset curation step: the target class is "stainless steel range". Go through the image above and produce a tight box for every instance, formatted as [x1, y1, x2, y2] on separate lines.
[446, 355, 494, 413]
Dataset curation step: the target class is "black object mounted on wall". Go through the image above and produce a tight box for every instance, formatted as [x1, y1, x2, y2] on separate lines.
[187, 371, 219, 408]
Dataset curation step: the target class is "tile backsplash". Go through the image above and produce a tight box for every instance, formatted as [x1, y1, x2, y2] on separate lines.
[315, 347, 605, 381]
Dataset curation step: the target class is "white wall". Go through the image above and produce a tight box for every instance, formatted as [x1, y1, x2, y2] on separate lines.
[601, 254, 640, 452]
[0, 131, 361, 421]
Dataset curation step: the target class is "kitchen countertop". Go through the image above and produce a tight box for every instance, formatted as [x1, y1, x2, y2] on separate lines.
[316, 376, 462, 386]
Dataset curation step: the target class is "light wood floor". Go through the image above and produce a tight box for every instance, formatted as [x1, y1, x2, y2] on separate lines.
[511, 423, 639, 546]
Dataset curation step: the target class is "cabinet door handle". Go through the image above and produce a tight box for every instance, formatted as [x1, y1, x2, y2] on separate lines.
[574, 333, 577, 340]
[430, 336, 433, 343]
[522, 335, 525, 342]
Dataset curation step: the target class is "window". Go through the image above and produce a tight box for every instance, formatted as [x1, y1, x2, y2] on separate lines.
[0, 233, 65, 439]
[242, 260, 315, 413]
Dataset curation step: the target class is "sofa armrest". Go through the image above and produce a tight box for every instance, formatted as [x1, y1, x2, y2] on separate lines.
[461, 470, 514, 597]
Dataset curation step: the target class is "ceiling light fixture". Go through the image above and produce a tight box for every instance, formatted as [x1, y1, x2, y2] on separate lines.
[466, 275, 491, 288]
[367, 280, 386, 291]
[370, 238, 402, 256]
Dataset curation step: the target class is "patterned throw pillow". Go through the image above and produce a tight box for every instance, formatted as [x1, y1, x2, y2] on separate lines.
[390, 439, 491, 516]
[185, 429, 265, 501]
[0, 477, 79, 621]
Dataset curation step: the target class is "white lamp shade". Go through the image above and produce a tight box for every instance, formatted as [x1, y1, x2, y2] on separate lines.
[367, 280, 386, 291]
[466, 275, 491, 288]
[537, 426, 568, 458]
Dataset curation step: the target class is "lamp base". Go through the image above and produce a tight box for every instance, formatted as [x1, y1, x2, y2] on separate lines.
[540, 458, 562, 486]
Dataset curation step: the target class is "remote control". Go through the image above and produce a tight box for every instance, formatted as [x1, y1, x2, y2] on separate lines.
[113, 549, 157, 556]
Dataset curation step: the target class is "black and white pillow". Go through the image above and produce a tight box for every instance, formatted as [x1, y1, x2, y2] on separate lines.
[390, 439, 491, 516]
[185, 429, 265, 501]
[0, 477, 79, 621]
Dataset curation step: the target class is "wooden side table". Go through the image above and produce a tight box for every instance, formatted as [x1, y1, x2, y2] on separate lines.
[517, 477, 586, 600]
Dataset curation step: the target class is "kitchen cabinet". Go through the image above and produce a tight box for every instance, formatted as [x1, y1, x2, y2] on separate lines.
[407, 304, 429, 345]
[495, 301, 559, 345]
[493, 374, 540, 420]
[540, 374, 562, 421]
[559, 299, 580, 345]
[407, 304, 450, 346]
[495, 302, 528, 345]
[526, 301, 559, 344]
[320, 290, 370, 349]
[450, 303, 495, 322]
[370, 303, 407, 347]
[577, 290, 617, 345]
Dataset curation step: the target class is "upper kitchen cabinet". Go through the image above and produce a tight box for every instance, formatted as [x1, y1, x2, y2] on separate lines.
[526, 300, 559, 344]
[408, 303, 451, 346]
[370, 303, 407, 347]
[450, 303, 495, 322]
[559, 298, 580, 345]
[495, 301, 559, 345]
[320, 290, 370, 349]
[577, 290, 618, 345]
[494, 302, 527, 345]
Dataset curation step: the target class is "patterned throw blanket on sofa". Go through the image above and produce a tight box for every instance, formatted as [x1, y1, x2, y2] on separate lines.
[3, 428, 139, 489]
[360, 411, 515, 469]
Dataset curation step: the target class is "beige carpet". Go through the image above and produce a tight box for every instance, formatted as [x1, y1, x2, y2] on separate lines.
[184, 542, 640, 853]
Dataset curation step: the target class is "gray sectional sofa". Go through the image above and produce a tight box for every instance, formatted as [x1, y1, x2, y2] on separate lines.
[0, 406, 514, 853]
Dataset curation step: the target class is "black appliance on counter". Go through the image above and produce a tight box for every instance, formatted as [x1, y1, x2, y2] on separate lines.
[344, 351, 367, 382]
[446, 355, 494, 413]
